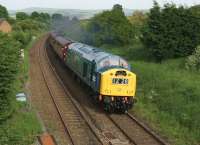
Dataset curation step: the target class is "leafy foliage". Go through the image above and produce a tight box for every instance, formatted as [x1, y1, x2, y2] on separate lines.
[12, 31, 31, 48]
[31, 11, 50, 24]
[14, 19, 47, 32]
[11, 19, 44, 48]
[128, 11, 147, 38]
[0, 4, 8, 18]
[190, 5, 200, 17]
[0, 4, 49, 144]
[0, 33, 20, 121]
[52, 13, 64, 20]
[0, 5, 49, 123]
[86, 4, 134, 46]
[185, 46, 200, 71]
[16, 12, 29, 20]
[142, 2, 200, 62]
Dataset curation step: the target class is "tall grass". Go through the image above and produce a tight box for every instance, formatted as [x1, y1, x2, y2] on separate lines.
[0, 107, 41, 145]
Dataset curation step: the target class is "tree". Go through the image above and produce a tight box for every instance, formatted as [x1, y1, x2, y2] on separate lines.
[86, 4, 134, 46]
[128, 11, 147, 38]
[7, 17, 16, 25]
[0, 32, 20, 121]
[12, 31, 31, 47]
[71, 16, 79, 23]
[186, 46, 200, 71]
[16, 12, 29, 20]
[31, 12, 50, 23]
[142, 2, 200, 62]
[0, 4, 8, 18]
[40, 12, 50, 22]
[31, 11, 40, 19]
[52, 13, 63, 20]
[190, 5, 200, 17]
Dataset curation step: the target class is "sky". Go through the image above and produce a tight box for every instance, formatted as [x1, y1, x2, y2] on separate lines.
[0, 0, 199, 10]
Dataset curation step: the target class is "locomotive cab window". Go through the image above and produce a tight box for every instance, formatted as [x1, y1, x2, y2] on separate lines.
[97, 56, 129, 70]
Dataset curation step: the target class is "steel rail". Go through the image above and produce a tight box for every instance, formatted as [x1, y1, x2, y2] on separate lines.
[126, 112, 169, 145]
[37, 36, 75, 145]
[44, 41, 104, 145]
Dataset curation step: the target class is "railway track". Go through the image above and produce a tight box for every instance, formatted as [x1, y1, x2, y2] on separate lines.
[30, 36, 71, 145]
[36, 35, 103, 145]
[108, 113, 169, 145]
[30, 35, 168, 145]
[46, 42, 169, 145]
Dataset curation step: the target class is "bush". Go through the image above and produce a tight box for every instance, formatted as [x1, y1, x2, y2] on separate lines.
[12, 31, 32, 48]
[185, 46, 200, 71]
[142, 2, 200, 62]
[0, 33, 20, 121]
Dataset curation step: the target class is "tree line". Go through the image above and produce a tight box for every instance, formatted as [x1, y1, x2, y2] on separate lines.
[0, 4, 50, 122]
[84, 2, 200, 62]
[142, 2, 200, 62]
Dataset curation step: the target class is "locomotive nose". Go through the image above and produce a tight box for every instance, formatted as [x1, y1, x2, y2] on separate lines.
[100, 68, 136, 97]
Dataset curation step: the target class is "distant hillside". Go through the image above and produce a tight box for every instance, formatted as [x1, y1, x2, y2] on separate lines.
[9, 7, 147, 19]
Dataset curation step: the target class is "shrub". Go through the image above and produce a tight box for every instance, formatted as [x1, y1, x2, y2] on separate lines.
[0, 33, 20, 121]
[142, 2, 200, 62]
[185, 46, 200, 71]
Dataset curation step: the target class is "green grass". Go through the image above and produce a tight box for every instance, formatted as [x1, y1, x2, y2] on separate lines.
[103, 44, 200, 145]
[0, 103, 41, 145]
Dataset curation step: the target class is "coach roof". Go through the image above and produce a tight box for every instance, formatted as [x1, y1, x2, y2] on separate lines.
[55, 36, 72, 46]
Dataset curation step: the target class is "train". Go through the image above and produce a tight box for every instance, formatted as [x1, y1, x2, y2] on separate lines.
[48, 33, 137, 112]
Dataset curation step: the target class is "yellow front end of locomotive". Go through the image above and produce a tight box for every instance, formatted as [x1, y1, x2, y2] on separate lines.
[100, 69, 136, 97]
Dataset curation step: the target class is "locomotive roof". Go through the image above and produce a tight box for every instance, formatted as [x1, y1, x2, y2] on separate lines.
[68, 42, 119, 62]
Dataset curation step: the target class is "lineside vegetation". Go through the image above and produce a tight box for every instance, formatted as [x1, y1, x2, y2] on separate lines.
[0, 4, 50, 144]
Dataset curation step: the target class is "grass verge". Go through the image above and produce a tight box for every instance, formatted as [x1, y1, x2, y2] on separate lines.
[0, 104, 41, 145]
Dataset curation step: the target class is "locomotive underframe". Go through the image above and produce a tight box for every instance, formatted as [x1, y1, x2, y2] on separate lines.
[99, 95, 135, 113]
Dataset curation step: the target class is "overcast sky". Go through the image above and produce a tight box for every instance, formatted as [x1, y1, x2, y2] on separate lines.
[0, 0, 199, 10]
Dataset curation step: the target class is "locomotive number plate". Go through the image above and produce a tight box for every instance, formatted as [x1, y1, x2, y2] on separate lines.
[112, 78, 128, 84]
